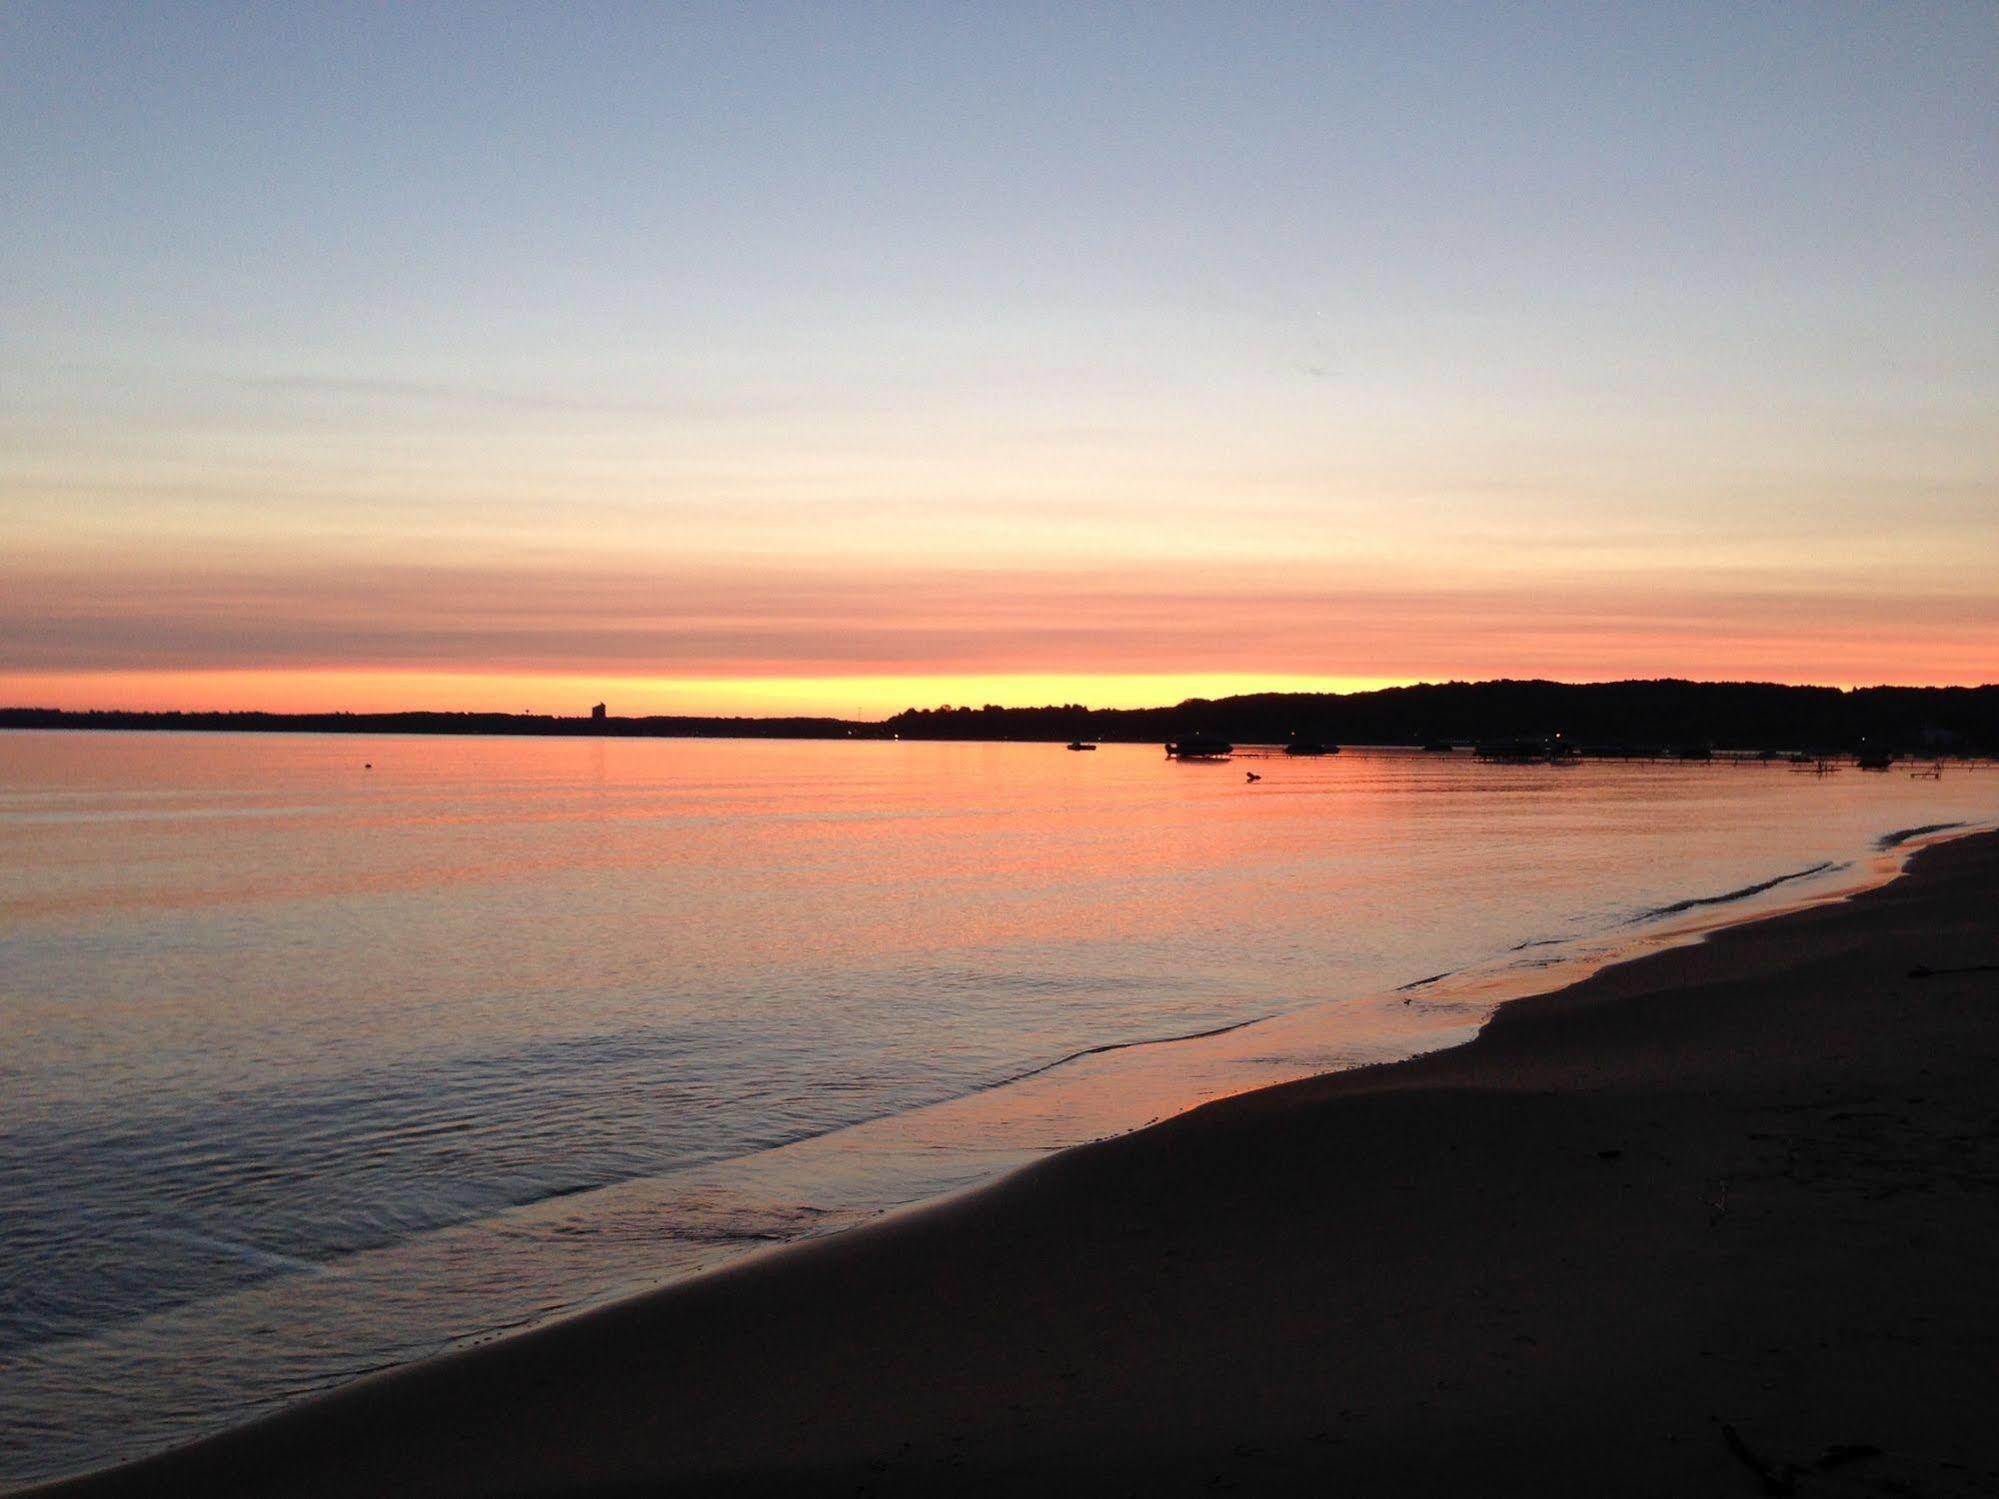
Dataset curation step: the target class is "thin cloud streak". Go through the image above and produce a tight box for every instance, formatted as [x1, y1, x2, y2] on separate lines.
[8, 559, 1995, 685]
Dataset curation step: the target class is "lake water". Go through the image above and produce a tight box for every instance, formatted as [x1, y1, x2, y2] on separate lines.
[2, 730, 1993, 1487]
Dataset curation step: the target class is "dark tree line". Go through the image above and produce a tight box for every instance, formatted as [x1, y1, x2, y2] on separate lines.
[881, 680, 1999, 753]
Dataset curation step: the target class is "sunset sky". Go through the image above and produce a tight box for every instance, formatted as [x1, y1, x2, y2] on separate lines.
[4, 3, 1994, 717]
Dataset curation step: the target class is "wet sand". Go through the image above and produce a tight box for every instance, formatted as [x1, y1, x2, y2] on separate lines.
[34, 831, 1999, 1497]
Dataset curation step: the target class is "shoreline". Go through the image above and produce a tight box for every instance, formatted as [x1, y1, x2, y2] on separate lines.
[28, 826, 1999, 1496]
[4, 824, 1967, 1490]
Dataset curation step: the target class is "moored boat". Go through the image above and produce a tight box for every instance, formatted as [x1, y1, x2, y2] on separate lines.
[1165, 737, 1233, 760]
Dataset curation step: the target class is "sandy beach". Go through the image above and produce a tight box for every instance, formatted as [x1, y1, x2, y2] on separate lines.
[33, 829, 1999, 1498]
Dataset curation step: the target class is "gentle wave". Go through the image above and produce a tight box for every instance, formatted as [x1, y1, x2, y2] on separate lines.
[140, 1229, 330, 1278]
[1877, 820, 1965, 850]
[1395, 969, 1457, 992]
[983, 1014, 1278, 1090]
[1625, 860, 1843, 923]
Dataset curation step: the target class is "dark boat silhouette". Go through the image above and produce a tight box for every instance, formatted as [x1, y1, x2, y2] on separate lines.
[1165, 738, 1233, 760]
[1423, 740, 1455, 752]
[1283, 740, 1337, 756]
[1066, 741, 1097, 751]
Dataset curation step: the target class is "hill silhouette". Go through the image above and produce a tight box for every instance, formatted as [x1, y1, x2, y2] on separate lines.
[881, 679, 1999, 753]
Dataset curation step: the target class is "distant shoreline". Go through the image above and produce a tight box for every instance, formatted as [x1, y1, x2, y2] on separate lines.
[0, 708, 872, 740]
[5, 676, 1997, 755]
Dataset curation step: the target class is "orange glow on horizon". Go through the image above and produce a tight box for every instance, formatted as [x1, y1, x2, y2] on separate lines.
[0, 671, 1413, 720]
[5, 664, 1993, 722]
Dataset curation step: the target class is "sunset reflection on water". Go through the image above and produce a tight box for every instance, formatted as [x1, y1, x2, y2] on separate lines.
[2, 730, 1993, 1484]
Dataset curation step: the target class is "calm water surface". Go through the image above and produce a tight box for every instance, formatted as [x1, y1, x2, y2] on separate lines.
[2, 731, 1993, 1486]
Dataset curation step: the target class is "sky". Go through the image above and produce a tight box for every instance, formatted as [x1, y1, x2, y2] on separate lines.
[3, 2, 1995, 717]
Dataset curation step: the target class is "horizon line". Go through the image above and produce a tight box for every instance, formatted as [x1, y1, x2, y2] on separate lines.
[7, 673, 1999, 728]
